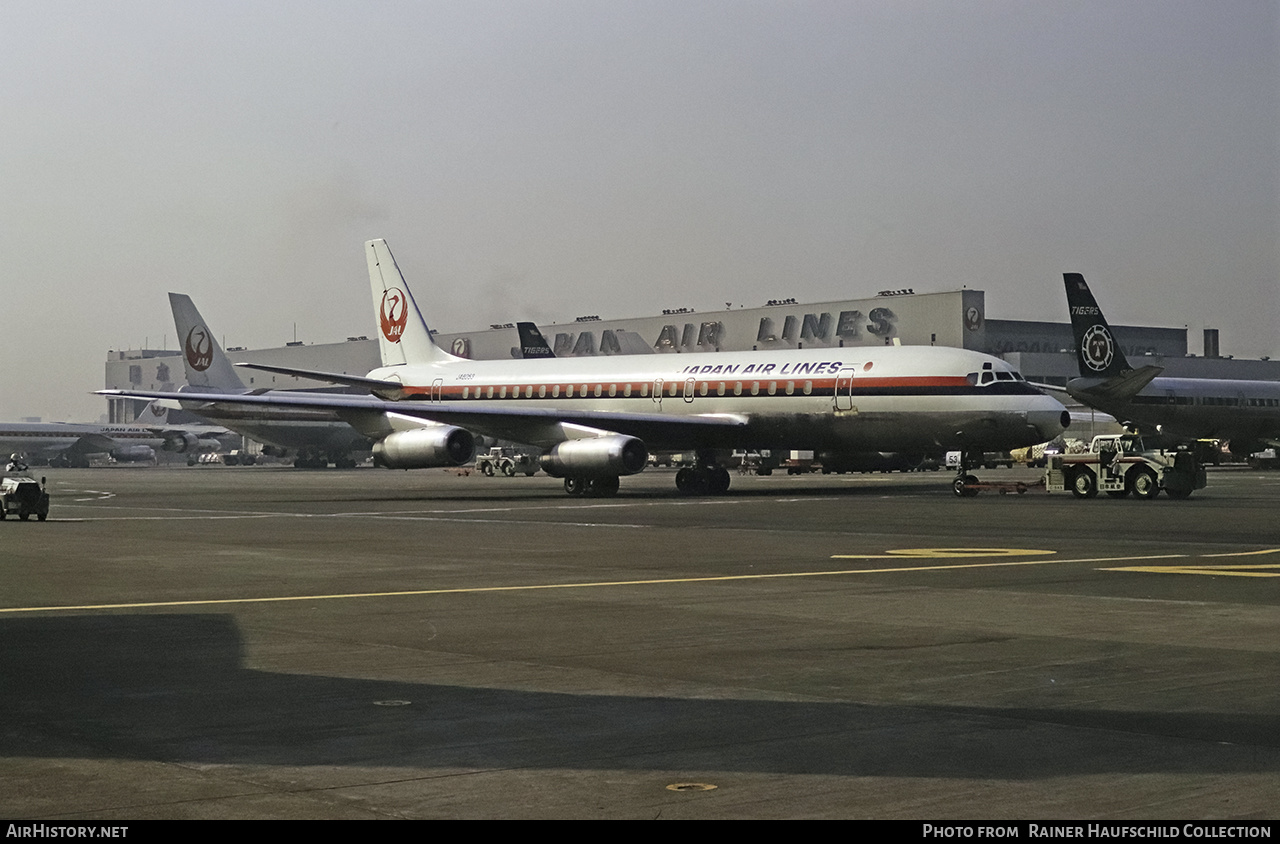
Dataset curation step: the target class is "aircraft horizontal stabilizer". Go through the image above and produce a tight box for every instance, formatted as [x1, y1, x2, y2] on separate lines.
[233, 362, 407, 394]
[1068, 364, 1163, 403]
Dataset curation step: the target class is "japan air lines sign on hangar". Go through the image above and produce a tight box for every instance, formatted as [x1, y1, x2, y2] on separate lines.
[434, 289, 986, 360]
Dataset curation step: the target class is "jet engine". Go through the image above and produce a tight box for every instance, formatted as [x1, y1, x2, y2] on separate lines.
[372, 426, 475, 469]
[163, 432, 201, 453]
[538, 436, 648, 478]
[112, 445, 156, 463]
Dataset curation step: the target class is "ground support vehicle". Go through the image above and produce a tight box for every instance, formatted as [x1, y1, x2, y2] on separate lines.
[1, 476, 50, 521]
[474, 447, 538, 477]
[784, 450, 820, 475]
[1045, 434, 1205, 500]
[1249, 449, 1280, 470]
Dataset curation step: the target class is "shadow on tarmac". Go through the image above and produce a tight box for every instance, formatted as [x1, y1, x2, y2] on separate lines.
[3, 613, 1276, 777]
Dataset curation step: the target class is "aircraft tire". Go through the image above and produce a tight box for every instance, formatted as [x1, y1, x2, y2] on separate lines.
[1069, 468, 1098, 499]
[588, 476, 620, 497]
[708, 467, 731, 495]
[564, 477, 587, 496]
[952, 474, 978, 497]
[1129, 467, 1160, 499]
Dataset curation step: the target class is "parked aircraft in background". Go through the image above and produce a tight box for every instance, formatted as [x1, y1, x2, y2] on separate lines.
[168, 293, 381, 468]
[0, 404, 226, 468]
[516, 322, 555, 359]
[1063, 274, 1280, 455]
[108, 239, 1069, 495]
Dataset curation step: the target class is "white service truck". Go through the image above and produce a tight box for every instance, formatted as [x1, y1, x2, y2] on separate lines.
[1046, 434, 1205, 500]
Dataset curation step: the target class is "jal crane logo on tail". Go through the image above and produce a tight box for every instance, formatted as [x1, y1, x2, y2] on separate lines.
[184, 326, 213, 372]
[380, 288, 408, 344]
[1081, 324, 1115, 372]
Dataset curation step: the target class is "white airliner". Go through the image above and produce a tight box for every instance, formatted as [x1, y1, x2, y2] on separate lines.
[1063, 274, 1280, 455]
[105, 239, 1069, 496]
[0, 404, 225, 468]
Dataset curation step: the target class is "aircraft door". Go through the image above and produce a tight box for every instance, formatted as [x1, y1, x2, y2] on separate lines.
[834, 367, 856, 412]
[431, 378, 444, 403]
[652, 378, 663, 408]
[684, 378, 695, 403]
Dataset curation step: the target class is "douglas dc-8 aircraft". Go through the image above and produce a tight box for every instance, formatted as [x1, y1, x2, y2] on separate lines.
[106, 239, 1069, 496]
[1064, 274, 1280, 455]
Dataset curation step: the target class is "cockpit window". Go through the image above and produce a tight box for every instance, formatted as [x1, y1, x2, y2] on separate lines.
[970, 368, 1027, 387]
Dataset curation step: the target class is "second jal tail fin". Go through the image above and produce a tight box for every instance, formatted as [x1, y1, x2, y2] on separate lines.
[168, 293, 248, 392]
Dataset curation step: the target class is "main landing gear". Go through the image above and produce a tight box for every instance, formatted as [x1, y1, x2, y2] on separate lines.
[675, 453, 731, 496]
[563, 476, 621, 497]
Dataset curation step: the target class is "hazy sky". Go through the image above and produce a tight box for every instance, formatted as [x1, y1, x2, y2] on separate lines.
[3, 1, 1276, 420]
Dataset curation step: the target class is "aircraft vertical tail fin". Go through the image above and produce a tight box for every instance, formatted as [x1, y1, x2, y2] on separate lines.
[516, 322, 556, 359]
[1063, 273, 1132, 378]
[366, 239, 463, 368]
[168, 293, 248, 391]
[136, 400, 170, 425]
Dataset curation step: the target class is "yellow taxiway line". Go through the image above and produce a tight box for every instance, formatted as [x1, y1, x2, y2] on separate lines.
[0, 549, 1224, 615]
[1101, 548, 1280, 577]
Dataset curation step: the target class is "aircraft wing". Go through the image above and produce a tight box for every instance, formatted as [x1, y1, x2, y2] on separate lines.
[66, 433, 124, 454]
[100, 389, 748, 450]
[1027, 380, 1070, 400]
